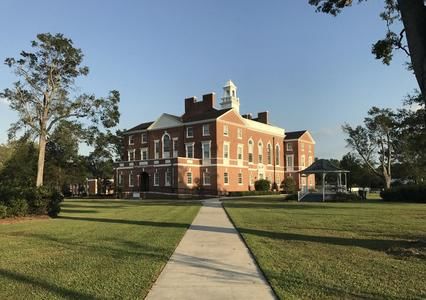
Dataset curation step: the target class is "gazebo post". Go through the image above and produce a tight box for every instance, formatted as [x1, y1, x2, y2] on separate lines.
[344, 173, 347, 192]
[338, 172, 342, 192]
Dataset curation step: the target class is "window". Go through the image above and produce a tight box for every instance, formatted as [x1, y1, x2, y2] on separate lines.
[301, 154, 306, 168]
[165, 168, 172, 186]
[238, 172, 243, 185]
[118, 173, 123, 186]
[275, 145, 280, 165]
[154, 140, 160, 159]
[154, 172, 159, 186]
[224, 172, 229, 185]
[237, 144, 243, 161]
[301, 143, 305, 150]
[248, 139, 254, 163]
[185, 143, 194, 158]
[173, 138, 179, 157]
[237, 128, 242, 139]
[223, 142, 230, 162]
[258, 141, 263, 164]
[203, 171, 211, 185]
[224, 125, 229, 136]
[267, 144, 272, 164]
[308, 144, 312, 153]
[249, 174, 254, 185]
[186, 127, 193, 138]
[128, 135, 134, 145]
[128, 149, 135, 161]
[286, 143, 292, 151]
[308, 156, 313, 166]
[162, 133, 171, 158]
[141, 148, 148, 160]
[202, 124, 210, 136]
[129, 173, 134, 187]
[141, 133, 147, 144]
[286, 155, 294, 171]
[187, 172, 193, 185]
[202, 141, 211, 160]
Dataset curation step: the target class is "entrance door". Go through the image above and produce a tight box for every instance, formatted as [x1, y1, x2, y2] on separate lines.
[140, 172, 149, 192]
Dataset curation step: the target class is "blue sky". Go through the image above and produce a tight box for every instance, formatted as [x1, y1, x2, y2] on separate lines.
[0, 0, 417, 159]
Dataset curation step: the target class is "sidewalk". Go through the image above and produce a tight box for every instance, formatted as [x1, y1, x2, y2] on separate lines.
[145, 199, 276, 300]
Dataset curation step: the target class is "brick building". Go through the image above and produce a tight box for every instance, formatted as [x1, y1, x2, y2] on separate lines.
[115, 80, 314, 197]
[284, 130, 316, 190]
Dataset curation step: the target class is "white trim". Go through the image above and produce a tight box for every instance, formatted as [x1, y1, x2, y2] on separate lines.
[223, 141, 230, 165]
[223, 172, 229, 185]
[185, 142, 195, 158]
[148, 113, 183, 131]
[202, 140, 211, 163]
[202, 124, 210, 136]
[154, 140, 160, 159]
[186, 126, 194, 138]
[141, 147, 148, 161]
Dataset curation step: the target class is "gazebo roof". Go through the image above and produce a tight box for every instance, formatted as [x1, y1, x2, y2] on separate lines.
[300, 159, 349, 174]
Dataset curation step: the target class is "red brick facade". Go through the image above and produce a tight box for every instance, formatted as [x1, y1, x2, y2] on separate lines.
[115, 82, 314, 197]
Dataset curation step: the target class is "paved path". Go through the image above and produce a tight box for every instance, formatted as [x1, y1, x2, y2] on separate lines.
[145, 199, 276, 300]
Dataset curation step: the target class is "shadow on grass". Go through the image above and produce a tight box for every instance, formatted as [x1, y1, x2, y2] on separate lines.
[237, 227, 426, 257]
[58, 215, 190, 228]
[60, 209, 99, 214]
[0, 268, 96, 299]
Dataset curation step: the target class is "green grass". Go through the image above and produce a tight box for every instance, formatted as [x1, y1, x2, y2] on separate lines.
[0, 199, 200, 299]
[223, 198, 426, 299]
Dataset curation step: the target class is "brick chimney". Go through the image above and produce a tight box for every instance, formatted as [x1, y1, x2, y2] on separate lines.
[257, 111, 269, 124]
[202, 93, 215, 110]
[183, 93, 216, 121]
[184, 96, 197, 114]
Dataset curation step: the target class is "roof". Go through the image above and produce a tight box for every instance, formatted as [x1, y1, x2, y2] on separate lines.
[182, 108, 232, 122]
[125, 121, 154, 133]
[285, 130, 307, 140]
[300, 159, 349, 174]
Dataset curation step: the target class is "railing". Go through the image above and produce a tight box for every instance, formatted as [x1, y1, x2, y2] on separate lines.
[297, 186, 309, 201]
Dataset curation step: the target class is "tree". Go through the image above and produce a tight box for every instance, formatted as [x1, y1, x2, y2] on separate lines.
[340, 152, 383, 188]
[309, 1, 426, 107]
[1, 33, 120, 187]
[281, 177, 297, 194]
[342, 107, 398, 188]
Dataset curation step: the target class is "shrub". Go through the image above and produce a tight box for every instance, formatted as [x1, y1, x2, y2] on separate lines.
[281, 177, 297, 194]
[381, 185, 426, 203]
[227, 191, 280, 197]
[284, 193, 298, 200]
[0, 205, 7, 219]
[47, 190, 64, 217]
[7, 198, 28, 217]
[254, 179, 271, 191]
[331, 192, 361, 202]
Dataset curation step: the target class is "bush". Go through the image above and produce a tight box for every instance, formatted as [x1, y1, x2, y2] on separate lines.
[380, 185, 426, 203]
[47, 190, 64, 217]
[281, 177, 297, 194]
[6, 198, 29, 217]
[0, 205, 7, 219]
[227, 191, 280, 197]
[254, 179, 271, 191]
[284, 193, 298, 200]
[331, 192, 361, 202]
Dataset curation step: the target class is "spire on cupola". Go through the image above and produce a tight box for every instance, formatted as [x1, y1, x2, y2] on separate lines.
[220, 80, 240, 113]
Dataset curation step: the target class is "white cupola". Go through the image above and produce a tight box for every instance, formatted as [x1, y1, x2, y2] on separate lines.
[220, 80, 240, 113]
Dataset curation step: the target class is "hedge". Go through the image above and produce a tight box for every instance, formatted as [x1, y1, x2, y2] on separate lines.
[254, 179, 271, 191]
[227, 190, 281, 197]
[380, 185, 426, 203]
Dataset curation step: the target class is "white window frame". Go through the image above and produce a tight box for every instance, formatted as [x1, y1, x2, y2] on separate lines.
[153, 172, 160, 186]
[238, 172, 243, 185]
[186, 172, 193, 186]
[154, 140, 160, 159]
[267, 143, 272, 165]
[141, 147, 148, 161]
[203, 170, 211, 186]
[286, 143, 292, 151]
[202, 124, 210, 136]
[186, 127, 194, 138]
[172, 138, 179, 158]
[118, 173, 123, 186]
[185, 142, 194, 158]
[237, 144, 244, 166]
[162, 133, 171, 159]
[128, 173, 134, 187]
[141, 132, 147, 144]
[128, 135, 134, 145]
[275, 144, 280, 165]
[165, 168, 171, 186]
[308, 156, 313, 166]
[223, 141, 230, 164]
[248, 138, 254, 164]
[258, 141, 263, 164]
[128, 149, 136, 161]
[301, 143, 305, 150]
[223, 124, 229, 136]
[286, 155, 294, 171]
[202, 141, 211, 162]
[237, 128, 242, 139]
[224, 172, 229, 185]
[301, 154, 306, 168]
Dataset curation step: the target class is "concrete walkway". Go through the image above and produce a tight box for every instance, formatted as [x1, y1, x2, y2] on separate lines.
[145, 199, 276, 300]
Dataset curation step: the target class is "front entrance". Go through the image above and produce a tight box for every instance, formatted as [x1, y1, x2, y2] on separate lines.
[140, 172, 149, 192]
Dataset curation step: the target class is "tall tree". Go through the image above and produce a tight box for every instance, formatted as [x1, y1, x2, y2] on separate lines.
[342, 107, 398, 188]
[1, 33, 120, 187]
[309, 0, 426, 106]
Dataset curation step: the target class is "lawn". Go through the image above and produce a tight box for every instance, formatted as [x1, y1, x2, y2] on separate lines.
[223, 198, 426, 299]
[0, 199, 200, 299]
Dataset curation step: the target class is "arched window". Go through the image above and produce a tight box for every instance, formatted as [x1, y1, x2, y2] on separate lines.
[248, 139, 254, 163]
[275, 144, 280, 165]
[258, 141, 263, 164]
[162, 133, 171, 158]
[267, 143, 272, 165]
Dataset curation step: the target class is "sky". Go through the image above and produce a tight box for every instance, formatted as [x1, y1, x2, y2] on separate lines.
[0, 0, 418, 159]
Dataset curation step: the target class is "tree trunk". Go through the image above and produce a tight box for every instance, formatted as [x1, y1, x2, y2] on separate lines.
[384, 174, 391, 189]
[398, 0, 426, 108]
[36, 132, 47, 187]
